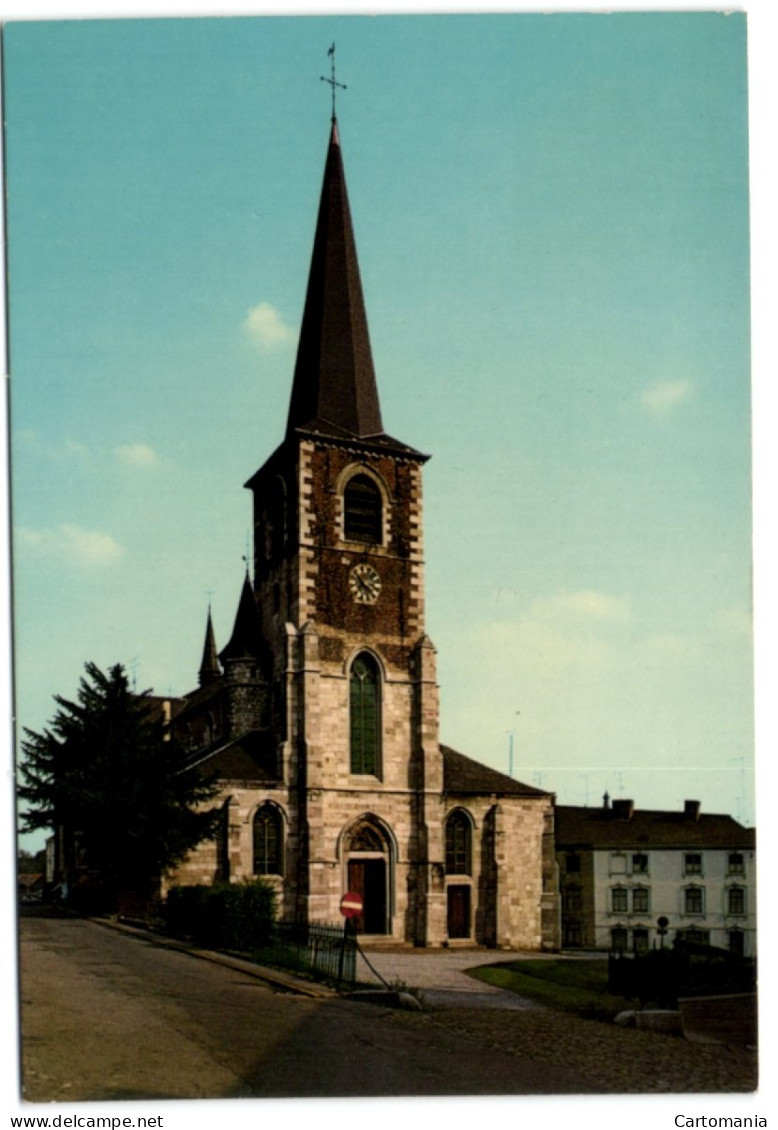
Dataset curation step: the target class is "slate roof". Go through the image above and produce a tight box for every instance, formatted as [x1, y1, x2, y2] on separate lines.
[175, 677, 224, 720]
[286, 119, 382, 442]
[441, 744, 550, 798]
[219, 573, 268, 664]
[284, 121, 424, 461]
[555, 804, 755, 850]
[199, 607, 221, 684]
[187, 730, 279, 784]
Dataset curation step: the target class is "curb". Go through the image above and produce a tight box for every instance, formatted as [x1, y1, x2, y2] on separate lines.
[89, 916, 336, 999]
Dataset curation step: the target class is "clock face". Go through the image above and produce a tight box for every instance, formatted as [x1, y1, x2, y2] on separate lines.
[349, 562, 382, 604]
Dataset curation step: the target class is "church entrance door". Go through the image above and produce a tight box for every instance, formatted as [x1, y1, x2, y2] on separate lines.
[447, 885, 471, 939]
[347, 858, 387, 934]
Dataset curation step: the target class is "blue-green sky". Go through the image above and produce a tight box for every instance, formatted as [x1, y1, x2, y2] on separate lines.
[5, 11, 755, 844]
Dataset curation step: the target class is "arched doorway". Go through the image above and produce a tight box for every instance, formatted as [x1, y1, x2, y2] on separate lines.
[344, 818, 392, 935]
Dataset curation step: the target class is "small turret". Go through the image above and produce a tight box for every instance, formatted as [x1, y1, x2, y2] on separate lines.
[219, 572, 271, 735]
[198, 607, 221, 686]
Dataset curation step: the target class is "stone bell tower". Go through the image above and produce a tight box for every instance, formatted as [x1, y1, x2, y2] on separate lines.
[244, 118, 446, 941]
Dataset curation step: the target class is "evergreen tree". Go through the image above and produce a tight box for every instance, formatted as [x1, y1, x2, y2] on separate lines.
[18, 662, 219, 911]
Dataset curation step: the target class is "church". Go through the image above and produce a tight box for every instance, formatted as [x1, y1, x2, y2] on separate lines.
[166, 113, 558, 951]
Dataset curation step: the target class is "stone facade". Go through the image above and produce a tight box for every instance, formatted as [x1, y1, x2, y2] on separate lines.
[164, 119, 557, 950]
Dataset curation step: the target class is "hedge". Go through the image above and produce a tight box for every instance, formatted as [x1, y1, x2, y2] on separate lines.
[164, 880, 276, 951]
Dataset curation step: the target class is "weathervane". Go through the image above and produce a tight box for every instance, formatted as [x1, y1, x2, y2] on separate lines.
[320, 42, 347, 122]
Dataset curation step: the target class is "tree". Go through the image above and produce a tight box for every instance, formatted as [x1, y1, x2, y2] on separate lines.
[18, 662, 219, 912]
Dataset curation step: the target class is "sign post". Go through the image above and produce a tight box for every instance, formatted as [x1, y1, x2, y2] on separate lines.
[338, 891, 364, 988]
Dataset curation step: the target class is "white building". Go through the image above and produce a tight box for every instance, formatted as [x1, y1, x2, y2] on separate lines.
[556, 797, 756, 957]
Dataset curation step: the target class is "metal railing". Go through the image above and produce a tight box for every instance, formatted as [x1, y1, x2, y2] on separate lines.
[261, 921, 357, 988]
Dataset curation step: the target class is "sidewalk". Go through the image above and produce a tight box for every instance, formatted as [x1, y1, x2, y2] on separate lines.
[357, 946, 537, 1010]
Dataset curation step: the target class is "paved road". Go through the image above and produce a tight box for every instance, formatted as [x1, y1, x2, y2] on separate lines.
[20, 915, 595, 1102]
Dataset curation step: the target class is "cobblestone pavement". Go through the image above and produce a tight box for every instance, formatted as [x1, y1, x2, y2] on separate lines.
[414, 1007, 758, 1093]
[358, 947, 758, 1093]
[358, 947, 538, 1010]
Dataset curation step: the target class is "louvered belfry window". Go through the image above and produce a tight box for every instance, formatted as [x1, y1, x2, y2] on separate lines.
[350, 652, 380, 775]
[253, 804, 282, 875]
[344, 475, 382, 543]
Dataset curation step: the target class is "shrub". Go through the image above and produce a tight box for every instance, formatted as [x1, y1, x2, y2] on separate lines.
[164, 881, 276, 951]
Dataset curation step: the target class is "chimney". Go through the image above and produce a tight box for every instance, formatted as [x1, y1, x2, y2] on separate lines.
[612, 798, 634, 821]
[602, 791, 611, 810]
[684, 799, 701, 821]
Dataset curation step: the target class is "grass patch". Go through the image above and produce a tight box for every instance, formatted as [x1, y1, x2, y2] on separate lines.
[468, 959, 630, 1021]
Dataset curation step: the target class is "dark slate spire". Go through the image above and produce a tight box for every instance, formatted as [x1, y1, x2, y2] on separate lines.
[219, 574, 264, 662]
[198, 607, 221, 686]
[286, 121, 383, 441]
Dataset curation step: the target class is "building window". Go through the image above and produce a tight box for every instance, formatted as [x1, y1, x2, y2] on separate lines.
[344, 474, 382, 544]
[611, 927, 628, 954]
[678, 927, 709, 946]
[563, 884, 583, 913]
[253, 804, 282, 876]
[632, 927, 649, 954]
[684, 853, 703, 876]
[729, 929, 745, 957]
[564, 922, 583, 948]
[445, 810, 472, 875]
[684, 886, 705, 916]
[632, 886, 650, 914]
[611, 887, 628, 913]
[631, 853, 649, 875]
[610, 853, 627, 875]
[349, 652, 381, 775]
[728, 852, 745, 875]
[727, 886, 746, 916]
[565, 852, 581, 874]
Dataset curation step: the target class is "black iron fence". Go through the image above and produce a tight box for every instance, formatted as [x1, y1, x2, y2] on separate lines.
[608, 942, 756, 1009]
[259, 921, 357, 988]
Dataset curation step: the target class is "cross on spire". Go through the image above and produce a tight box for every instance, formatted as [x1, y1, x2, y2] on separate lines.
[320, 42, 346, 122]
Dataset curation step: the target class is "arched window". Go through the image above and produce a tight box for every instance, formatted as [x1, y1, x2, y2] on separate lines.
[253, 804, 283, 875]
[344, 474, 382, 544]
[445, 810, 472, 875]
[350, 653, 381, 775]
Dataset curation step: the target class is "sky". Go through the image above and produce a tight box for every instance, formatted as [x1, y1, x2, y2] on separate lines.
[3, 9, 757, 851]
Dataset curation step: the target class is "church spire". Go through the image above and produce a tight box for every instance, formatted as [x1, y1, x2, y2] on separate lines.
[219, 573, 264, 663]
[198, 606, 221, 686]
[285, 121, 383, 441]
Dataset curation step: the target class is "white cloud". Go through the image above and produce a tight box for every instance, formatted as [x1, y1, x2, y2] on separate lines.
[16, 524, 125, 567]
[14, 432, 90, 460]
[115, 442, 158, 468]
[243, 302, 296, 350]
[640, 379, 694, 414]
[530, 589, 631, 625]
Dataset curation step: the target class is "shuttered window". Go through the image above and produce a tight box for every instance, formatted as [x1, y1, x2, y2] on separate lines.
[350, 653, 380, 775]
[344, 475, 382, 543]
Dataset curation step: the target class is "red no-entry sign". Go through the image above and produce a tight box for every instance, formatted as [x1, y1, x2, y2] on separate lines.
[340, 891, 364, 919]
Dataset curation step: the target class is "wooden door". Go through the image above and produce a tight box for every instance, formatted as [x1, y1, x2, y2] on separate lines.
[348, 859, 387, 934]
[447, 885, 471, 939]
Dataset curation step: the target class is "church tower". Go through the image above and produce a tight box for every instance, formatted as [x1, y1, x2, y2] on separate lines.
[171, 109, 557, 951]
[244, 119, 446, 941]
